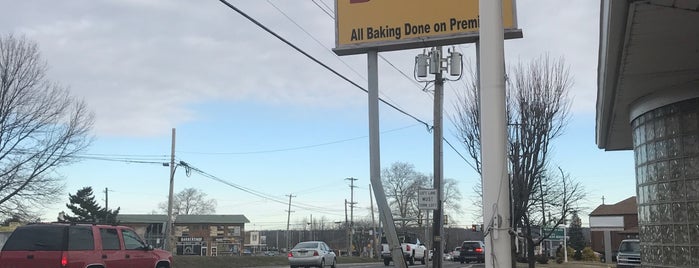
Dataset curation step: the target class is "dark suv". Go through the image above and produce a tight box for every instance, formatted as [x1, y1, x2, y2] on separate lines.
[458, 240, 485, 263]
[0, 223, 173, 268]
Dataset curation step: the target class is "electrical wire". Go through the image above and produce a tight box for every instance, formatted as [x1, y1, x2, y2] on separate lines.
[176, 161, 344, 216]
[265, 0, 413, 113]
[218, 0, 480, 172]
[310, 0, 333, 18]
[217, 0, 431, 132]
[178, 124, 418, 155]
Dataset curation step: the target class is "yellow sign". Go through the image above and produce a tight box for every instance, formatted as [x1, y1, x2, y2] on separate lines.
[334, 0, 521, 55]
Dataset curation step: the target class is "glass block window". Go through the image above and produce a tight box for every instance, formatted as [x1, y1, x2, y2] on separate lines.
[632, 98, 699, 267]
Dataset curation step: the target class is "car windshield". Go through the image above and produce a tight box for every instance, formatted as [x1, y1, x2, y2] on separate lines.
[619, 241, 640, 254]
[294, 242, 318, 249]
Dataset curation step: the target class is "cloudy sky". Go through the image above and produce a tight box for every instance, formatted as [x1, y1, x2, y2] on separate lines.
[0, 0, 635, 229]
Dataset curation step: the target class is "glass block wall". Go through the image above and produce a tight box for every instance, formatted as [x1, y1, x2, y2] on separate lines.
[633, 97, 699, 267]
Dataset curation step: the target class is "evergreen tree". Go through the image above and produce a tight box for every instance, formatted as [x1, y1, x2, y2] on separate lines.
[61, 186, 120, 224]
[568, 211, 585, 254]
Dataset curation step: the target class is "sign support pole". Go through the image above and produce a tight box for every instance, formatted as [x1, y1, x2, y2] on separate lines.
[367, 50, 406, 268]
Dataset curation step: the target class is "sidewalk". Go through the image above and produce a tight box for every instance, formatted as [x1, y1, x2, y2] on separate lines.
[514, 261, 615, 268]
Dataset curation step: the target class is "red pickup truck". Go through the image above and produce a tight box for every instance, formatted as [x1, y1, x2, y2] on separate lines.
[0, 223, 173, 268]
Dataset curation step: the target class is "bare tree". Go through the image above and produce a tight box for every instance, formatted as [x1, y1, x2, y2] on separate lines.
[381, 162, 463, 230]
[381, 162, 421, 229]
[158, 188, 217, 215]
[452, 55, 586, 268]
[0, 35, 93, 220]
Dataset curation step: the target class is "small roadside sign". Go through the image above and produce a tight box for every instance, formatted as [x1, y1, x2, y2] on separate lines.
[418, 189, 438, 210]
[543, 227, 566, 240]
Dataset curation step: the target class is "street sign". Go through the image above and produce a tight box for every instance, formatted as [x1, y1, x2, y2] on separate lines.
[418, 189, 438, 210]
[543, 227, 565, 240]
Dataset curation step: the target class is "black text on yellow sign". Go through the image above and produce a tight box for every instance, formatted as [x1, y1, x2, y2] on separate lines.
[349, 17, 480, 42]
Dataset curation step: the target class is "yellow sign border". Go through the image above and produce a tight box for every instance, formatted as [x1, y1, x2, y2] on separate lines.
[333, 0, 522, 55]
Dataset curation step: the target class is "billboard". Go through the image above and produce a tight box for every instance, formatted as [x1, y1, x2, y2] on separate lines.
[334, 0, 522, 55]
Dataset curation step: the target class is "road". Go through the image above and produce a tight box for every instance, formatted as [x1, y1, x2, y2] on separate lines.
[336, 262, 484, 268]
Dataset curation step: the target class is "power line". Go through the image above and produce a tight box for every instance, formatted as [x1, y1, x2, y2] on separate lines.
[217, 1, 482, 173]
[265, 0, 410, 109]
[177, 124, 418, 155]
[217, 0, 431, 132]
[310, 0, 333, 18]
[177, 161, 344, 215]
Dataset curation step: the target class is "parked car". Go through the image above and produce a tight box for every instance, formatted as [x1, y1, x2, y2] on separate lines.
[449, 247, 461, 262]
[616, 239, 640, 267]
[0, 223, 172, 268]
[459, 240, 485, 264]
[288, 241, 336, 268]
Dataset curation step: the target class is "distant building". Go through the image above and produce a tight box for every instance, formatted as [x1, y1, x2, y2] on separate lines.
[589, 197, 638, 262]
[117, 214, 249, 256]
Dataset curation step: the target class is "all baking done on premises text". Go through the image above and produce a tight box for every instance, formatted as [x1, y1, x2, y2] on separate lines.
[349, 17, 479, 41]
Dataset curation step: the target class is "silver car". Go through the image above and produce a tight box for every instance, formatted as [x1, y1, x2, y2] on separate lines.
[287, 241, 336, 268]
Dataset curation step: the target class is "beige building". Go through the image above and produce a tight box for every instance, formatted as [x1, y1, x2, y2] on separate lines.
[118, 214, 249, 256]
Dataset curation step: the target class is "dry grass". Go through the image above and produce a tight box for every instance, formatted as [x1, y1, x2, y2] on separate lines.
[173, 255, 379, 268]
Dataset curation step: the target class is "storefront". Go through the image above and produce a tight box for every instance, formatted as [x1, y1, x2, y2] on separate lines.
[118, 214, 249, 256]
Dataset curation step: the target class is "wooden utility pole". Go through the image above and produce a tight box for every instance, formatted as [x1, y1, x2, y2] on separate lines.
[286, 194, 295, 251]
[346, 177, 357, 255]
[165, 128, 176, 252]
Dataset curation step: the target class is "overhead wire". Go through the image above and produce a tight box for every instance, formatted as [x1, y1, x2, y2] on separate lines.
[218, 0, 431, 132]
[218, 0, 480, 172]
[177, 161, 345, 216]
[263, 0, 411, 111]
[178, 124, 419, 155]
[310, 0, 333, 18]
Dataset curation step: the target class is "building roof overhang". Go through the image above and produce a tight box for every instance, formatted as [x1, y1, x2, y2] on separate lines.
[596, 0, 699, 150]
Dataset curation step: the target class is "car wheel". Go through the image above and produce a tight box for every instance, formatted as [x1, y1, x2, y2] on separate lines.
[408, 255, 415, 265]
[330, 257, 336, 268]
[156, 263, 168, 268]
[319, 259, 325, 268]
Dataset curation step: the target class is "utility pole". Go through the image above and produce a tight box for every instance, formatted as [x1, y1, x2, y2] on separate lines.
[479, 0, 513, 266]
[103, 187, 112, 222]
[414, 45, 462, 268]
[431, 46, 444, 268]
[346, 177, 357, 256]
[286, 194, 295, 251]
[309, 214, 313, 241]
[345, 199, 350, 256]
[165, 128, 176, 252]
[104, 187, 109, 212]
